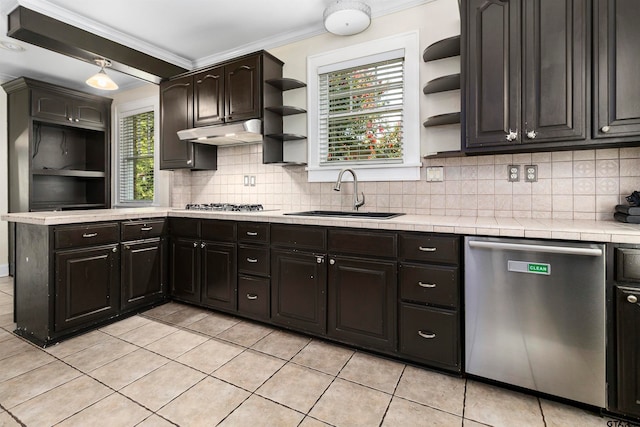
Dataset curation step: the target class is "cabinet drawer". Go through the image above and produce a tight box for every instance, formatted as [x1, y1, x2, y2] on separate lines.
[616, 248, 640, 282]
[329, 229, 396, 258]
[55, 222, 119, 249]
[399, 233, 459, 264]
[169, 218, 199, 238]
[238, 245, 270, 276]
[201, 220, 236, 242]
[399, 303, 459, 369]
[121, 219, 166, 241]
[238, 275, 270, 320]
[400, 263, 458, 308]
[238, 222, 269, 244]
[271, 224, 326, 251]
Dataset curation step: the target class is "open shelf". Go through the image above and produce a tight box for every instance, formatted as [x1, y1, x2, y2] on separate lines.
[423, 112, 461, 127]
[266, 78, 306, 91]
[32, 169, 105, 178]
[265, 106, 307, 116]
[423, 35, 461, 62]
[423, 74, 461, 94]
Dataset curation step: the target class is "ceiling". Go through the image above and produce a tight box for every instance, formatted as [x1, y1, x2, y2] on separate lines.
[0, 0, 431, 95]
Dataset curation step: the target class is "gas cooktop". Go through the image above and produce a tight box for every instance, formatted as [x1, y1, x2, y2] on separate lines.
[184, 203, 264, 212]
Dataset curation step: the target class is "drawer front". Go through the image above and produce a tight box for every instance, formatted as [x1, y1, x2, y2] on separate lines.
[616, 248, 640, 282]
[121, 219, 166, 241]
[238, 222, 269, 244]
[399, 303, 459, 369]
[169, 218, 199, 238]
[328, 229, 396, 258]
[400, 263, 459, 308]
[238, 275, 270, 319]
[201, 220, 236, 242]
[271, 224, 327, 251]
[238, 245, 270, 276]
[55, 222, 119, 249]
[399, 233, 459, 264]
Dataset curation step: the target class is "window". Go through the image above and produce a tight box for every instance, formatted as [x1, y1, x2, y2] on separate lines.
[307, 32, 421, 182]
[116, 101, 156, 205]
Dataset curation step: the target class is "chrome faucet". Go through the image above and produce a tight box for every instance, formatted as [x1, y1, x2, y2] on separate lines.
[333, 168, 365, 211]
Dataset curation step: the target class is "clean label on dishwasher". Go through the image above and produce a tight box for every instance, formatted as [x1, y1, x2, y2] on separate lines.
[507, 260, 550, 275]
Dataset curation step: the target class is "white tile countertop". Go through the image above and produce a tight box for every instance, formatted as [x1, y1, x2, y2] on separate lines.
[3, 207, 640, 244]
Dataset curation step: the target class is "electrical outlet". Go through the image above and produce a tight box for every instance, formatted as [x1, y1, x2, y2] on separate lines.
[426, 166, 444, 182]
[243, 176, 249, 186]
[508, 165, 520, 182]
[524, 165, 538, 182]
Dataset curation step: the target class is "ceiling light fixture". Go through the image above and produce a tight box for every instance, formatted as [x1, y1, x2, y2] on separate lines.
[324, 0, 371, 36]
[85, 58, 119, 90]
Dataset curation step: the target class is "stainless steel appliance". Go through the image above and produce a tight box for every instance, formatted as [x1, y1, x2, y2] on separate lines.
[464, 236, 606, 407]
[185, 203, 264, 212]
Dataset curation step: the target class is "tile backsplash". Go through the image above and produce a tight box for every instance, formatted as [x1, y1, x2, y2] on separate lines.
[171, 144, 640, 221]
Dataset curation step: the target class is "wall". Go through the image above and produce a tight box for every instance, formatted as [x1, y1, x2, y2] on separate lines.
[0, 88, 7, 276]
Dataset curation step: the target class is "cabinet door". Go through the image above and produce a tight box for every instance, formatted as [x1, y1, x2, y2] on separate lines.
[201, 241, 237, 311]
[225, 55, 261, 122]
[615, 286, 640, 417]
[328, 255, 396, 351]
[271, 250, 327, 334]
[54, 244, 119, 332]
[594, 0, 640, 138]
[31, 88, 72, 124]
[121, 238, 166, 311]
[160, 76, 194, 169]
[522, 0, 587, 144]
[194, 67, 225, 126]
[73, 99, 107, 129]
[169, 237, 200, 303]
[465, 0, 521, 149]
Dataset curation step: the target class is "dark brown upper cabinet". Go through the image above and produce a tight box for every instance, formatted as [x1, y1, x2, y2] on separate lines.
[464, 0, 588, 152]
[193, 66, 225, 127]
[225, 56, 261, 123]
[593, 0, 640, 139]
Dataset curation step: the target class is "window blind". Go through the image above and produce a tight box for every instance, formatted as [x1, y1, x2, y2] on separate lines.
[118, 111, 154, 203]
[319, 58, 404, 164]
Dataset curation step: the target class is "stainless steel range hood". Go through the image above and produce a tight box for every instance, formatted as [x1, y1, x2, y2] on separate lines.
[177, 119, 263, 146]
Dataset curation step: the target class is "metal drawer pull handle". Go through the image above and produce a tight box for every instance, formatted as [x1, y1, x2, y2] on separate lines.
[247, 294, 258, 300]
[246, 231, 258, 236]
[82, 233, 98, 238]
[418, 331, 436, 339]
[247, 258, 258, 263]
[141, 226, 153, 231]
[418, 282, 436, 288]
[628, 295, 638, 304]
[418, 246, 437, 252]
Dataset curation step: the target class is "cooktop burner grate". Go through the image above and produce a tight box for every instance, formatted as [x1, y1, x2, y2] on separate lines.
[185, 203, 264, 212]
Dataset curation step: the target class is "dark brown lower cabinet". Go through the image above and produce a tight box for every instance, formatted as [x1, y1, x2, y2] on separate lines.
[54, 244, 119, 332]
[201, 241, 237, 311]
[271, 249, 327, 334]
[328, 255, 396, 351]
[170, 237, 200, 303]
[615, 286, 640, 417]
[121, 238, 167, 311]
[238, 275, 270, 321]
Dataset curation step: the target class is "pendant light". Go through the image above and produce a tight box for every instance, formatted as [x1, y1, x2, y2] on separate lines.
[86, 58, 119, 90]
[324, 0, 371, 36]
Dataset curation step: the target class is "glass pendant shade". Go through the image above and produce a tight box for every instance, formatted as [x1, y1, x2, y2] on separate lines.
[86, 59, 118, 90]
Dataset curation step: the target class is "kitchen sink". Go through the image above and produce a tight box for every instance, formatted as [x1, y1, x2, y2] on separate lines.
[284, 210, 404, 219]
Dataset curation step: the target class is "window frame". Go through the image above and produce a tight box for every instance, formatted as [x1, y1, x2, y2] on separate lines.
[307, 31, 421, 182]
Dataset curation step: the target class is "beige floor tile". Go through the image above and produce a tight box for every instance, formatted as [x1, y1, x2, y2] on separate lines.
[0, 411, 20, 426]
[136, 414, 176, 427]
[99, 315, 152, 336]
[464, 380, 544, 427]
[299, 417, 332, 427]
[309, 378, 392, 426]
[89, 348, 170, 390]
[395, 366, 465, 416]
[176, 339, 243, 374]
[291, 340, 354, 375]
[219, 394, 304, 426]
[11, 376, 112, 426]
[141, 302, 187, 319]
[0, 303, 13, 316]
[158, 376, 249, 426]
[0, 336, 34, 361]
[0, 328, 13, 342]
[256, 363, 333, 413]
[184, 312, 240, 336]
[0, 314, 15, 329]
[0, 360, 81, 408]
[118, 320, 179, 347]
[382, 396, 463, 426]
[251, 330, 311, 360]
[120, 361, 205, 411]
[144, 329, 208, 359]
[217, 320, 275, 347]
[0, 293, 12, 305]
[540, 398, 615, 427]
[0, 347, 55, 382]
[160, 305, 209, 326]
[44, 330, 114, 358]
[339, 351, 405, 394]
[62, 337, 137, 372]
[462, 420, 490, 427]
[57, 393, 152, 427]
[213, 350, 285, 392]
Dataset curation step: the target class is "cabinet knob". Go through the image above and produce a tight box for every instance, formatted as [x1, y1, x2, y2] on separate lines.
[74, 118, 79, 122]
[628, 295, 638, 304]
[526, 130, 537, 139]
[200, 242, 206, 248]
[187, 159, 193, 165]
[67, 117, 73, 122]
[316, 256, 324, 264]
[329, 259, 336, 265]
[505, 129, 518, 141]
[601, 125, 611, 133]
[112, 247, 117, 253]
[193, 242, 198, 248]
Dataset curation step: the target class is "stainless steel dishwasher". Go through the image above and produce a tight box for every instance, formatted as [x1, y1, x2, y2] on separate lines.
[464, 236, 606, 407]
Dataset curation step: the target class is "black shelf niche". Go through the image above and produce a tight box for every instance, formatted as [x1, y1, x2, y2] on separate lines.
[423, 74, 461, 94]
[422, 35, 461, 62]
[423, 112, 461, 128]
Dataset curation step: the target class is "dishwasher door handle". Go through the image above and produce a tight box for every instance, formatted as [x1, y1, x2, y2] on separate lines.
[468, 240, 603, 257]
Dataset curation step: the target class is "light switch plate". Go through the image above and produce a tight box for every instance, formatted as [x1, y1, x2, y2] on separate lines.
[250, 176, 256, 187]
[426, 166, 444, 182]
[243, 176, 249, 186]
